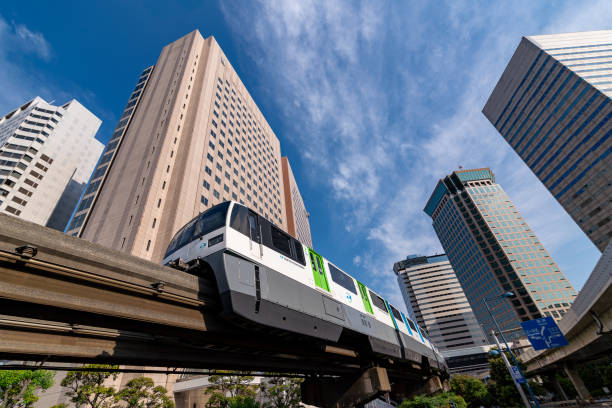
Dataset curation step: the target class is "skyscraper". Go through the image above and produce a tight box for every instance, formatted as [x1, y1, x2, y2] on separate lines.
[483, 30, 612, 252]
[0, 97, 102, 230]
[394, 254, 487, 350]
[424, 168, 577, 338]
[67, 30, 290, 261]
[281, 156, 312, 247]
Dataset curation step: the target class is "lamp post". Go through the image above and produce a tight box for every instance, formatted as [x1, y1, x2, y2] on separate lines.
[484, 292, 541, 408]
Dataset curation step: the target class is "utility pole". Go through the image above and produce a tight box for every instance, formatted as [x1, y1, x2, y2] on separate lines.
[492, 330, 531, 408]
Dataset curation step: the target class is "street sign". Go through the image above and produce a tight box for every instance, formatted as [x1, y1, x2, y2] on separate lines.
[510, 366, 527, 384]
[520, 316, 568, 350]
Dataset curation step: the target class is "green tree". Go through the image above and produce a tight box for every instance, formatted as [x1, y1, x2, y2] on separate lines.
[227, 396, 260, 408]
[61, 365, 118, 408]
[0, 369, 55, 408]
[259, 377, 302, 408]
[486, 353, 531, 408]
[399, 392, 467, 408]
[450, 375, 488, 408]
[205, 372, 256, 408]
[115, 377, 174, 408]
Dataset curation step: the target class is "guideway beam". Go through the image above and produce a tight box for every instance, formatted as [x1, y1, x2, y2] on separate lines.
[301, 366, 391, 408]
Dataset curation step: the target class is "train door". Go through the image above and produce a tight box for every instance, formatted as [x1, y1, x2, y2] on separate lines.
[357, 281, 374, 314]
[247, 211, 262, 260]
[308, 249, 329, 291]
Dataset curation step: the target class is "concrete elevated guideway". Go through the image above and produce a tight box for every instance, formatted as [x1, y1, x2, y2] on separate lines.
[522, 241, 612, 399]
[0, 214, 446, 407]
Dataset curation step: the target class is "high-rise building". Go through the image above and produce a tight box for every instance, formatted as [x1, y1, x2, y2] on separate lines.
[424, 168, 577, 338]
[393, 254, 487, 350]
[0, 97, 102, 230]
[281, 156, 312, 247]
[67, 30, 289, 262]
[483, 30, 612, 252]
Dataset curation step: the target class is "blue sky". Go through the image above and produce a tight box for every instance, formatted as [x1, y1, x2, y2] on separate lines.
[1, 1, 608, 310]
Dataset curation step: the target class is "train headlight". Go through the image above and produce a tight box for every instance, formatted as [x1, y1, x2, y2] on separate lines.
[208, 234, 224, 247]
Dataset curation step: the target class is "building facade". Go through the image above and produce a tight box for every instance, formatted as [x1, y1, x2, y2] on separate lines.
[67, 30, 289, 262]
[424, 168, 577, 338]
[281, 156, 312, 247]
[483, 30, 612, 252]
[0, 97, 102, 230]
[393, 254, 487, 350]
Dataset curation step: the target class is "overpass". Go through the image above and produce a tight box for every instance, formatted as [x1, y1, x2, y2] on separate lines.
[522, 241, 612, 399]
[0, 213, 445, 407]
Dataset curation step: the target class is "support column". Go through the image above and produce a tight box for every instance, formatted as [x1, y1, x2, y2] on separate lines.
[563, 363, 591, 400]
[551, 374, 569, 401]
[301, 366, 391, 408]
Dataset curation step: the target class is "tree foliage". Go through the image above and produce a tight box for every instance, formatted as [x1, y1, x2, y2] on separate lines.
[450, 375, 488, 408]
[399, 392, 467, 408]
[116, 377, 174, 408]
[61, 365, 118, 408]
[0, 369, 55, 408]
[259, 377, 302, 408]
[486, 354, 524, 408]
[205, 372, 257, 408]
[61, 366, 174, 408]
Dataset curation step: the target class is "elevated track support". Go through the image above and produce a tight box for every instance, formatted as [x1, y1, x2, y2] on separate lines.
[0, 214, 445, 406]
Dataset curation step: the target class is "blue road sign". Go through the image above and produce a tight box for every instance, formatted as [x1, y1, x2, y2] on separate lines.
[521, 316, 568, 350]
[510, 366, 527, 384]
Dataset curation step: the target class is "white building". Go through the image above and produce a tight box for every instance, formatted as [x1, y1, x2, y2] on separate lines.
[393, 254, 488, 351]
[0, 97, 103, 230]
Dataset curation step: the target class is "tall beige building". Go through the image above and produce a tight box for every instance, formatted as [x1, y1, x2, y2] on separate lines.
[281, 156, 312, 247]
[394, 255, 487, 351]
[67, 30, 288, 261]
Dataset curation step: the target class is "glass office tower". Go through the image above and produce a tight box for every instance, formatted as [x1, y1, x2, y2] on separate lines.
[484, 30, 612, 252]
[424, 168, 577, 338]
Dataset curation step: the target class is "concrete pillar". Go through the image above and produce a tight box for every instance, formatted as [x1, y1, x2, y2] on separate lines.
[301, 366, 391, 408]
[563, 363, 591, 400]
[551, 374, 569, 401]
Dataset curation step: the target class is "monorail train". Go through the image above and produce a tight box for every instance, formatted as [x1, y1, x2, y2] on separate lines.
[163, 201, 446, 370]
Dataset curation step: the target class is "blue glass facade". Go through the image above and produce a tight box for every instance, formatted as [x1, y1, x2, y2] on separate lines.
[425, 168, 576, 339]
[483, 32, 612, 252]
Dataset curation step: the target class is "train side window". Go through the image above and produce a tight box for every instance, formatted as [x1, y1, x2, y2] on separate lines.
[293, 239, 305, 265]
[369, 290, 387, 313]
[407, 318, 417, 332]
[230, 204, 250, 236]
[329, 263, 356, 294]
[248, 212, 260, 243]
[390, 305, 403, 322]
[271, 225, 292, 257]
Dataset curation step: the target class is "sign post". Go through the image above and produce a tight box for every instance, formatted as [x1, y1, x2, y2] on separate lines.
[520, 317, 568, 350]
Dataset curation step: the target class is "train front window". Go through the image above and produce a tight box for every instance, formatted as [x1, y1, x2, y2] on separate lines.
[192, 201, 230, 239]
[164, 202, 230, 258]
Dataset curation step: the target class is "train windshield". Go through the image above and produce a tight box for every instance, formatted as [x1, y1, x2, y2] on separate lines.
[164, 202, 230, 258]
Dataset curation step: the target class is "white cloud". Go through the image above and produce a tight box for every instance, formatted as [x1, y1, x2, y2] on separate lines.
[14, 23, 52, 61]
[0, 15, 53, 112]
[221, 1, 605, 302]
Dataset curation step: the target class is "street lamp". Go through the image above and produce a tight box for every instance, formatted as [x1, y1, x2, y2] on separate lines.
[484, 292, 541, 408]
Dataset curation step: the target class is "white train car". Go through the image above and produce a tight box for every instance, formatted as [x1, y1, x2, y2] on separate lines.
[163, 201, 445, 370]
